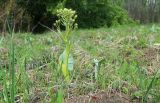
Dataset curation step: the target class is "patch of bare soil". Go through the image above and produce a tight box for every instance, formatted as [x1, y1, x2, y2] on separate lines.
[65, 90, 138, 103]
[0, 47, 8, 67]
[0, 84, 3, 91]
[138, 45, 160, 75]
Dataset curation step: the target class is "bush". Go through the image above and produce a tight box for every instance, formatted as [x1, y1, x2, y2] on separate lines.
[65, 0, 133, 28]
[16, 0, 61, 33]
[0, 0, 61, 33]
[0, 0, 133, 33]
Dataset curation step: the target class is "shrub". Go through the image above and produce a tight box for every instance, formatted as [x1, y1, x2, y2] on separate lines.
[16, 0, 61, 33]
[65, 0, 133, 28]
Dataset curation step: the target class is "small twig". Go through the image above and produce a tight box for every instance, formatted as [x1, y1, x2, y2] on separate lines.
[38, 63, 48, 70]
[38, 22, 62, 40]
[0, 13, 7, 19]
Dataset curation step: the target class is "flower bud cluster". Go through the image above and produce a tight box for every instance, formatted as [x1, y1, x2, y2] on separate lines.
[55, 8, 78, 30]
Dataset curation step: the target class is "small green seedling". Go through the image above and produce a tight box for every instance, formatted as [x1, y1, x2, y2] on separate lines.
[93, 59, 99, 80]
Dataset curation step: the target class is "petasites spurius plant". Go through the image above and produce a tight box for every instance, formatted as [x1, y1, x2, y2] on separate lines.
[55, 8, 77, 83]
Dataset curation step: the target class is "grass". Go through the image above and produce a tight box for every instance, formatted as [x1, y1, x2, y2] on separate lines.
[0, 24, 160, 102]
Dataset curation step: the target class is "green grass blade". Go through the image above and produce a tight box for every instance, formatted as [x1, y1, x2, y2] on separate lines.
[144, 69, 159, 102]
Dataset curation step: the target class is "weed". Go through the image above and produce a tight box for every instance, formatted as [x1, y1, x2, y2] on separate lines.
[0, 24, 160, 102]
[55, 8, 77, 83]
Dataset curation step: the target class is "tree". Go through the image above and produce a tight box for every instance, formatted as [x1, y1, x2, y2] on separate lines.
[16, 0, 62, 33]
[65, 0, 132, 28]
[124, 0, 160, 23]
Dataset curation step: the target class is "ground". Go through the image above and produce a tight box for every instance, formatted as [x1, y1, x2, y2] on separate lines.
[0, 24, 160, 103]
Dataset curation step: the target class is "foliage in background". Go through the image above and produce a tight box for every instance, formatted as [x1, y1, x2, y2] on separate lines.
[0, 0, 62, 34]
[1, 0, 160, 33]
[124, 0, 160, 23]
[65, 0, 133, 28]
[16, 0, 61, 33]
[0, 0, 133, 33]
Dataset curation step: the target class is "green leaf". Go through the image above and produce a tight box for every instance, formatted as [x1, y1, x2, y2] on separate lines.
[59, 51, 65, 65]
[59, 50, 74, 82]
[132, 91, 143, 98]
[0, 37, 3, 47]
[93, 58, 99, 79]
[68, 54, 74, 71]
[59, 50, 74, 71]
[56, 89, 64, 103]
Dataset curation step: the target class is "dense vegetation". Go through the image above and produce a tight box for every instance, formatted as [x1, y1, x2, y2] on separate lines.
[65, 0, 132, 28]
[124, 0, 160, 23]
[1, 0, 160, 34]
[0, 0, 131, 33]
[0, 24, 160, 102]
